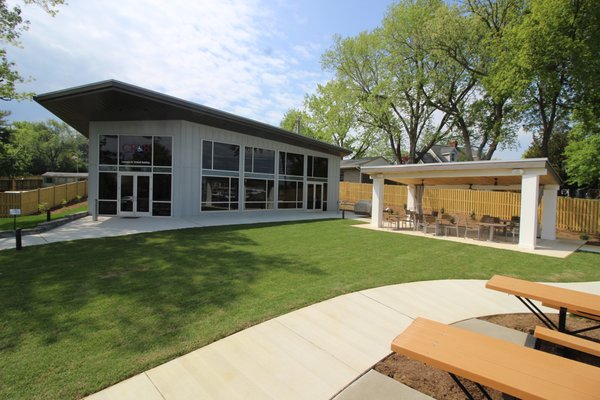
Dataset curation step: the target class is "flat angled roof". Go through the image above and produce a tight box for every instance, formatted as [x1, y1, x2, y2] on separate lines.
[34, 80, 351, 157]
[361, 158, 561, 187]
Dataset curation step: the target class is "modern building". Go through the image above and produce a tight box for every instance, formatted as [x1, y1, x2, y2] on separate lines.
[35, 80, 350, 217]
[340, 157, 390, 183]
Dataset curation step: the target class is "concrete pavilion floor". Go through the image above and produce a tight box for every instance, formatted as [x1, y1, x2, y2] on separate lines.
[353, 218, 586, 259]
[0, 210, 345, 251]
[84, 279, 600, 400]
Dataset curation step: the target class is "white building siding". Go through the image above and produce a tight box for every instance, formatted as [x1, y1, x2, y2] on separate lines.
[89, 120, 341, 217]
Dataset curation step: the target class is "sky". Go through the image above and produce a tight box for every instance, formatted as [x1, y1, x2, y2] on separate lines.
[3, 0, 527, 159]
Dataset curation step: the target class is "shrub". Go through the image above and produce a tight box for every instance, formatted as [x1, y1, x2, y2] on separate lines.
[38, 203, 49, 213]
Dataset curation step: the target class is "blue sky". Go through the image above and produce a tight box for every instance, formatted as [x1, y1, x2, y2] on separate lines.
[4, 0, 526, 159]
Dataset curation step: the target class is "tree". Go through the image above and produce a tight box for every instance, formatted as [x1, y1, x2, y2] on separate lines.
[11, 120, 88, 174]
[498, 0, 600, 157]
[281, 80, 377, 158]
[523, 120, 570, 182]
[280, 108, 314, 137]
[0, 112, 29, 178]
[0, 0, 65, 101]
[564, 109, 600, 190]
[379, 0, 454, 163]
[425, 0, 523, 160]
[322, 1, 458, 164]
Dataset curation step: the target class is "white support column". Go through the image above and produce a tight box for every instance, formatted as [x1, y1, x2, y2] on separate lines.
[371, 176, 384, 228]
[541, 185, 559, 240]
[407, 185, 416, 211]
[519, 174, 540, 250]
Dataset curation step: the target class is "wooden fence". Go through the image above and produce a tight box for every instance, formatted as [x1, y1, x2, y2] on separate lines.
[0, 177, 43, 191]
[0, 181, 88, 217]
[340, 182, 600, 234]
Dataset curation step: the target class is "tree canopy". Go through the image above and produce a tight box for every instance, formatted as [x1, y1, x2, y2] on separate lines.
[0, 0, 65, 101]
[0, 119, 87, 177]
[280, 0, 600, 194]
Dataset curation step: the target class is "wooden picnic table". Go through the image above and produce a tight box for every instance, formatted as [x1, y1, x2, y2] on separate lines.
[478, 221, 508, 241]
[392, 317, 600, 400]
[486, 275, 600, 334]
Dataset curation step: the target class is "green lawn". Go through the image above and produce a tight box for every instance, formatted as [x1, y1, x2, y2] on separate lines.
[0, 203, 88, 231]
[0, 219, 598, 399]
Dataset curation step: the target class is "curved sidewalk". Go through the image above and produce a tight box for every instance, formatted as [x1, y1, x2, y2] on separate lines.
[85, 279, 600, 400]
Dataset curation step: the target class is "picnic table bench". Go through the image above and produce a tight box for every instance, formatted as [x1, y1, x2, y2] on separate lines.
[486, 275, 600, 334]
[534, 326, 600, 358]
[391, 317, 600, 400]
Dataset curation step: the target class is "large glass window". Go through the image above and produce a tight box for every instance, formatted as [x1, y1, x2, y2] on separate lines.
[202, 177, 239, 211]
[99, 135, 118, 165]
[245, 147, 275, 174]
[278, 180, 303, 209]
[153, 136, 173, 166]
[98, 172, 118, 215]
[244, 179, 274, 209]
[308, 156, 328, 178]
[214, 142, 240, 171]
[203, 140, 240, 171]
[119, 136, 153, 165]
[279, 152, 304, 176]
[202, 141, 213, 169]
[153, 174, 172, 216]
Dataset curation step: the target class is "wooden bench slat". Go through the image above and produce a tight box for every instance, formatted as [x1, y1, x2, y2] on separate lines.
[486, 275, 600, 317]
[391, 318, 600, 400]
[534, 326, 600, 358]
[541, 302, 600, 322]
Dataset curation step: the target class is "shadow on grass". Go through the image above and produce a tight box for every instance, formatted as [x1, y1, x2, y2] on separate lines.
[0, 223, 326, 353]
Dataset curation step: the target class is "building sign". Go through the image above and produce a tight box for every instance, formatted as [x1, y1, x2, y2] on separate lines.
[119, 136, 152, 165]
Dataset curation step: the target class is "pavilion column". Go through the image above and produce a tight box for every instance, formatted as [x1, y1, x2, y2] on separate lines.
[371, 176, 384, 228]
[541, 185, 559, 240]
[407, 185, 416, 211]
[519, 173, 540, 250]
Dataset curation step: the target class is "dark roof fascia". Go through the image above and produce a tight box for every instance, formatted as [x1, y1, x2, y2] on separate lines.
[34, 80, 351, 157]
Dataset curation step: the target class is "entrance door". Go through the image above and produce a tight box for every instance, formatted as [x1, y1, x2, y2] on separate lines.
[307, 183, 323, 211]
[119, 174, 151, 216]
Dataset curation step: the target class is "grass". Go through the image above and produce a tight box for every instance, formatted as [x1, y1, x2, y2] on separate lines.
[0, 218, 598, 399]
[0, 203, 88, 231]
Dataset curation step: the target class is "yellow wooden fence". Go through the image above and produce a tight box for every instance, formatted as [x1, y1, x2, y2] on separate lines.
[339, 182, 600, 234]
[0, 181, 88, 217]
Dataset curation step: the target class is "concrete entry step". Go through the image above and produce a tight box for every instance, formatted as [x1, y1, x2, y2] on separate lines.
[332, 370, 433, 400]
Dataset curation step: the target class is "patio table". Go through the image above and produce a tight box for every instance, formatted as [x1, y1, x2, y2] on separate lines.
[478, 221, 507, 241]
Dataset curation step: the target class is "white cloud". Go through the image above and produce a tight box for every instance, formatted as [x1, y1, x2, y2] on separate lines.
[7, 0, 327, 126]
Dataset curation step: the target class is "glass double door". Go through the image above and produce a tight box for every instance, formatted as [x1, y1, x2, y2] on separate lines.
[119, 173, 151, 216]
[307, 183, 323, 211]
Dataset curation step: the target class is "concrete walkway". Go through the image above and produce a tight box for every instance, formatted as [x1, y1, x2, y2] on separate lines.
[0, 211, 345, 251]
[85, 279, 600, 400]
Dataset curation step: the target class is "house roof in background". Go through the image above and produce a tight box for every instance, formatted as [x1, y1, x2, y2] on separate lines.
[34, 80, 351, 157]
[340, 156, 389, 169]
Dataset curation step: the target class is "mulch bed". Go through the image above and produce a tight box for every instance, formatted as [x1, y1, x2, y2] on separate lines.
[374, 313, 600, 400]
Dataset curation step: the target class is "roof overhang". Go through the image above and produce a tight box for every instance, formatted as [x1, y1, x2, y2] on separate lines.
[361, 159, 561, 189]
[34, 80, 351, 157]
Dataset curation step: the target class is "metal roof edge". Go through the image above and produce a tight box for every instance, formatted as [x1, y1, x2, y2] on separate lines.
[35, 80, 351, 157]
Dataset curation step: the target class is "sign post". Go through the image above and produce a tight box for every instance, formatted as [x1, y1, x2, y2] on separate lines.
[9, 209, 21, 231]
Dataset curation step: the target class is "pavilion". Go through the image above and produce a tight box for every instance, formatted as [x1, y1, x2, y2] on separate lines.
[361, 158, 561, 250]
